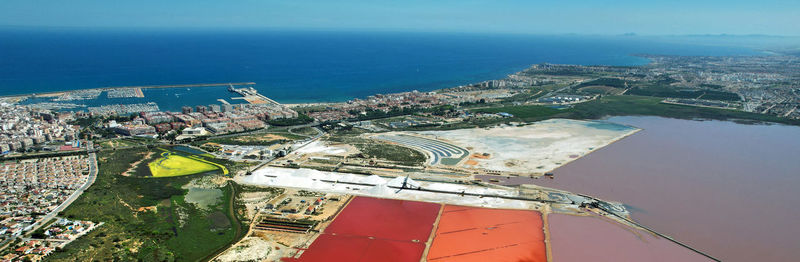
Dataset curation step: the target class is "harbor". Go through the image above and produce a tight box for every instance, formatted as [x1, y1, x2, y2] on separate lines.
[14, 82, 273, 113]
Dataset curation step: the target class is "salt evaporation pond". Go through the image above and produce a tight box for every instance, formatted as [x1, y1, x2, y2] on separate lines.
[290, 197, 440, 262]
[536, 116, 800, 262]
[548, 214, 713, 262]
[427, 205, 546, 262]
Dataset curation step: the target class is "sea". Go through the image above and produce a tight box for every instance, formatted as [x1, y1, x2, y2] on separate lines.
[0, 29, 761, 111]
[3, 29, 798, 261]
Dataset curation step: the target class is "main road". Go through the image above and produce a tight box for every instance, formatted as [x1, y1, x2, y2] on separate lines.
[27, 152, 99, 233]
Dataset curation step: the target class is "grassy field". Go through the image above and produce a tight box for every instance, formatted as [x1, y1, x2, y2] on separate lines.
[326, 135, 427, 166]
[290, 127, 319, 136]
[567, 95, 800, 125]
[97, 137, 160, 149]
[470, 95, 800, 126]
[47, 148, 242, 261]
[197, 132, 306, 146]
[149, 151, 219, 177]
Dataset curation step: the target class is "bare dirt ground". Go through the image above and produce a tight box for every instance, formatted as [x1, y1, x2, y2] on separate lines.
[416, 119, 639, 174]
[121, 151, 153, 177]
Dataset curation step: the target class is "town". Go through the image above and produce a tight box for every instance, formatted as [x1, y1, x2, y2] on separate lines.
[0, 53, 797, 261]
[0, 155, 96, 260]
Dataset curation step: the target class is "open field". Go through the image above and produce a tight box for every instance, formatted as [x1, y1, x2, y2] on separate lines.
[570, 95, 800, 125]
[199, 132, 306, 146]
[371, 133, 468, 165]
[149, 151, 219, 177]
[470, 95, 800, 126]
[45, 148, 242, 261]
[325, 135, 427, 166]
[413, 119, 638, 174]
[97, 138, 155, 149]
[473, 104, 561, 120]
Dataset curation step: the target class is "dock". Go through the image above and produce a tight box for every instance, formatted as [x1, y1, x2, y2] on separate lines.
[0, 82, 258, 98]
[228, 84, 280, 105]
[101, 82, 256, 89]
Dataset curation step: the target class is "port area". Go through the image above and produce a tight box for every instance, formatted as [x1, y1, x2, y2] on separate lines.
[227, 84, 280, 105]
[229, 166, 717, 262]
[9, 82, 270, 112]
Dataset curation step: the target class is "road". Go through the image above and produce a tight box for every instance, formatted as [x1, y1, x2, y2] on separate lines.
[27, 152, 98, 234]
[288, 126, 323, 138]
[204, 182, 245, 261]
[208, 121, 320, 140]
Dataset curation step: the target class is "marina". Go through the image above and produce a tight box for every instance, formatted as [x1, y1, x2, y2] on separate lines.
[16, 82, 274, 113]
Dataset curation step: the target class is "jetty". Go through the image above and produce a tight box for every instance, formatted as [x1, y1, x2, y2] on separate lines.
[228, 84, 279, 105]
[101, 82, 256, 89]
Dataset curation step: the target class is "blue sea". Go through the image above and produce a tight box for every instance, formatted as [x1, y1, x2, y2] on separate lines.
[0, 29, 760, 111]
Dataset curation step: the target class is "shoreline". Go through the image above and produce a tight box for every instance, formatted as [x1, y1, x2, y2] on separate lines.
[0, 82, 257, 99]
[0, 53, 664, 106]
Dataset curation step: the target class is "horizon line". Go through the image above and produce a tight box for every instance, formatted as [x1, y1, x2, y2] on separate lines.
[1, 24, 799, 38]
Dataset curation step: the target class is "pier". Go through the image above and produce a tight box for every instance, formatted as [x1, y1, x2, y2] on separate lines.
[1, 82, 258, 99]
[228, 84, 280, 105]
[101, 82, 256, 89]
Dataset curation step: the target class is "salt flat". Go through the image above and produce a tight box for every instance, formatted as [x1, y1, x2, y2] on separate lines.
[416, 119, 639, 174]
[238, 167, 540, 210]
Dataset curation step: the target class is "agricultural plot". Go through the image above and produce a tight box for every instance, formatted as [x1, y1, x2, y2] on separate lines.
[147, 148, 228, 177]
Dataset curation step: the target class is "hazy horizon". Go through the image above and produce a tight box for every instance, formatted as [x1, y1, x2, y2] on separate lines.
[2, 0, 799, 36]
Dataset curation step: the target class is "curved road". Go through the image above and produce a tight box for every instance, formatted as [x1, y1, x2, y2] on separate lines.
[28, 152, 98, 233]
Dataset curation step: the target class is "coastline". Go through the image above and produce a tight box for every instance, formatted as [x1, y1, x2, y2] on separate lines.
[0, 82, 256, 99]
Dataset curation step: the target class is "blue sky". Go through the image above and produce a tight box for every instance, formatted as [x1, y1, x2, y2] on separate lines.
[1, 0, 798, 35]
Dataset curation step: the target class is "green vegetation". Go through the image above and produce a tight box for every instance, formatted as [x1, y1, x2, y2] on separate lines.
[48, 148, 243, 261]
[576, 78, 628, 88]
[626, 85, 703, 98]
[148, 151, 219, 177]
[566, 95, 791, 122]
[289, 127, 319, 136]
[626, 84, 740, 102]
[467, 95, 800, 126]
[358, 143, 427, 166]
[699, 83, 725, 89]
[348, 107, 424, 121]
[197, 131, 306, 146]
[697, 90, 741, 101]
[267, 113, 314, 126]
[98, 137, 160, 150]
[326, 135, 426, 166]
[474, 105, 562, 121]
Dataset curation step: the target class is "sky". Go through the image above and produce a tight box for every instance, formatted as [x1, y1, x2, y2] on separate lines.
[1, 0, 799, 36]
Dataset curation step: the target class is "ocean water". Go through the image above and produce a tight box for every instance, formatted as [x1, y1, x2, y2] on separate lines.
[0, 29, 759, 108]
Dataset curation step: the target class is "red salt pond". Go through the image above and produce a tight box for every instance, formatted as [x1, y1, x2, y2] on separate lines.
[290, 197, 441, 262]
[426, 205, 547, 262]
[548, 213, 714, 262]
